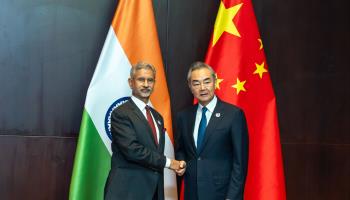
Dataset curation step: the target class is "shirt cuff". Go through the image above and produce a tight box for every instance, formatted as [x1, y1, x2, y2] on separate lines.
[165, 158, 171, 168]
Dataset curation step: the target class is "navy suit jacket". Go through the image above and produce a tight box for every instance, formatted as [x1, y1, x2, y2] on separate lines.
[104, 99, 166, 200]
[175, 99, 249, 200]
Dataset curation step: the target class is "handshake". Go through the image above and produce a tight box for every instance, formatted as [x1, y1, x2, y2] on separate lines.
[169, 159, 186, 176]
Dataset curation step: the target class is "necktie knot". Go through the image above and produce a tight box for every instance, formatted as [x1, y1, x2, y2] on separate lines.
[202, 107, 208, 114]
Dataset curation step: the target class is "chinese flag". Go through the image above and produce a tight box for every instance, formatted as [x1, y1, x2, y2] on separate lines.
[205, 0, 286, 199]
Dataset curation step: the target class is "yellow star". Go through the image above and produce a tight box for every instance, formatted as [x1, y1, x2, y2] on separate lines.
[212, 2, 243, 46]
[258, 39, 263, 50]
[215, 73, 224, 89]
[253, 62, 268, 79]
[232, 78, 246, 94]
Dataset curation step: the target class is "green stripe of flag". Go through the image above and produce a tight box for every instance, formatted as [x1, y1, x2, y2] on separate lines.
[69, 110, 111, 200]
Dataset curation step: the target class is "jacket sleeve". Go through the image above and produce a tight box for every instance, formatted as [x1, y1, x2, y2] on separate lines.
[226, 109, 249, 200]
[111, 110, 166, 171]
[174, 113, 186, 161]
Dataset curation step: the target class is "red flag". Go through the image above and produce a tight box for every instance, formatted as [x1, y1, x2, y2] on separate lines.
[205, 0, 286, 199]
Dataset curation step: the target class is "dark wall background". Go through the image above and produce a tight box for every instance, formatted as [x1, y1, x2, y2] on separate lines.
[0, 0, 349, 199]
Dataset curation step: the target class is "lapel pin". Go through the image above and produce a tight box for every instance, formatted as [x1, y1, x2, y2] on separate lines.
[157, 120, 162, 125]
[215, 113, 221, 117]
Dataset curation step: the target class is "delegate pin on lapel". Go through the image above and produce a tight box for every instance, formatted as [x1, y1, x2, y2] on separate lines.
[215, 113, 221, 117]
[157, 120, 162, 125]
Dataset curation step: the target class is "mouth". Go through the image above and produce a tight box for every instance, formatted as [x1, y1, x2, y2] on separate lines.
[141, 89, 151, 93]
[199, 93, 209, 97]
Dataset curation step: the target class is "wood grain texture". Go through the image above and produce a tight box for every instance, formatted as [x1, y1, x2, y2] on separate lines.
[0, 0, 349, 199]
[0, 135, 77, 200]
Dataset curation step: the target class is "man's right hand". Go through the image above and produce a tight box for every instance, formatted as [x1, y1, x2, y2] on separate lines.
[170, 159, 186, 171]
[175, 160, 186, 176]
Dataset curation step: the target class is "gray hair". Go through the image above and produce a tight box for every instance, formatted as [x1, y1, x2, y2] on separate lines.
[130, 62, 156, 79]
[187, 61, 216, 82]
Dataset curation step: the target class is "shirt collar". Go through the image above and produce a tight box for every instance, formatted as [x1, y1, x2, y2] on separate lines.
[198, 95, 217, 113]
[131, 96, 151, 111]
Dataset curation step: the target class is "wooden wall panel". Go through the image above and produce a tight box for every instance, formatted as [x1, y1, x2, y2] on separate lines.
[0, 0, 117, 137]
[0, 135, 76, 200]
[0, 0, 349, 199]
[259, 0, 350, 144]
[165, 0, 220, 113]
[153, 0, 169, 68]
[282, 144, 350, 200]
[257, 0, 350, 199]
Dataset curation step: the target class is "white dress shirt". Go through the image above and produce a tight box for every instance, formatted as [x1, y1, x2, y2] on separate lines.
[131, 96, 171, 168]
[193, 96, 218, 147]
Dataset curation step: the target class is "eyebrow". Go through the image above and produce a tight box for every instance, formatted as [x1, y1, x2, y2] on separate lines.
[192, 77, 211, 82]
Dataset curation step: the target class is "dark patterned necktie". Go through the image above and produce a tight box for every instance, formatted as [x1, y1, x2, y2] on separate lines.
[145, 106, 158, 145]
[197, 107, 207, 152]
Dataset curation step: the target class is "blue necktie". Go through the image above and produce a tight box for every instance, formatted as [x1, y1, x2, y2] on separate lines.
[197, 107, 207, 152]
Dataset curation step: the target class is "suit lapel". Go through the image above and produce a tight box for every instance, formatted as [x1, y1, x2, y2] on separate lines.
[197, 100, 223, 155]
[188, 105, 198, 155]
[128, 100, 158, 148]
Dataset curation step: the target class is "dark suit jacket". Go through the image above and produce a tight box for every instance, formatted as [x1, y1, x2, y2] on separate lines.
[104, 99, 166, 200]
[175, 98, 249, 200]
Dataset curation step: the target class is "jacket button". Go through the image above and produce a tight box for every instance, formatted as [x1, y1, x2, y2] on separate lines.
[198, 157, 201, 160]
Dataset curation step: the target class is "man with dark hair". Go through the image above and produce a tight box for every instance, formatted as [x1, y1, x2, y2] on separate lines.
[105, 62, 185, 200]
[176, 61, 249, 200]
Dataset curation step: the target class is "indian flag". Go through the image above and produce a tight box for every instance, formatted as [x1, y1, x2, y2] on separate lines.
[69, 0, 177, 199]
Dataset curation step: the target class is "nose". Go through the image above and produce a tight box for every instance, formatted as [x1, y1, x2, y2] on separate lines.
[200, 82, 206, 90]
[143, 80, 149, 87]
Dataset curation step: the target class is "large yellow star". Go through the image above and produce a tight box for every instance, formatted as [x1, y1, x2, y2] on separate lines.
[212, 2, 243, 46]
[215, 73, 224, 89]
[232, 78, 246, 94]
[253, 62, 268, 79]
